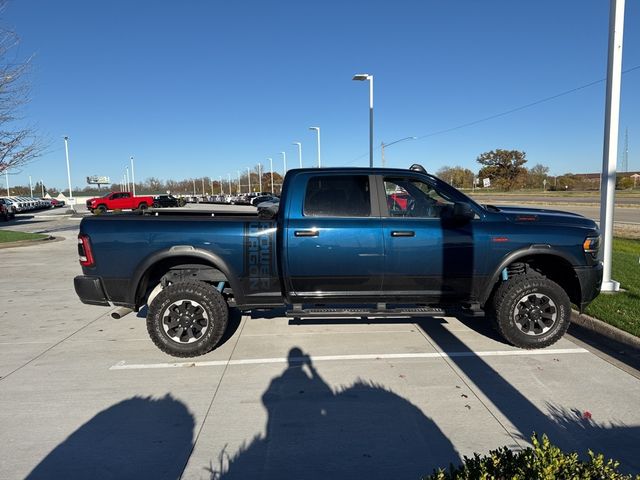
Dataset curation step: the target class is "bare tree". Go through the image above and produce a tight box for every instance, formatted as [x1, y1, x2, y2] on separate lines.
[0, 3, 43, 173]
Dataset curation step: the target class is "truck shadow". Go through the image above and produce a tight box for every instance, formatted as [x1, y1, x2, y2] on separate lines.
[209, 347, 460, 480]
[25, 394, 195, 480]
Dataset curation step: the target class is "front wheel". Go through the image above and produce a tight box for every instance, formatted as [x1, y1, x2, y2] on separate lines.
[492, 274, 571, 349]
[146, 281, 229, 357]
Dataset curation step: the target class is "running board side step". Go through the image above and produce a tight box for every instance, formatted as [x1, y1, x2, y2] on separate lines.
[285, 307, 445, 318]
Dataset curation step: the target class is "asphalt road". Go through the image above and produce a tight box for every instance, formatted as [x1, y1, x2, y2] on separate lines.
[1, 213, 639, 479]
[469, 193, 640, 206]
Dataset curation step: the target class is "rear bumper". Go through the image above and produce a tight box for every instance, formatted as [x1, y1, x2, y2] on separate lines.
[74, 275, 110, 306]
[575, 262, 603, 311]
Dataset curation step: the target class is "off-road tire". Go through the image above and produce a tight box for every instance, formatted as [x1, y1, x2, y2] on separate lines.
[146, 281, 228, 357]
[493, 273, 571, 349]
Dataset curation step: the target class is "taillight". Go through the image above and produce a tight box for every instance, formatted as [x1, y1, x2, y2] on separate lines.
[78, 234, 95, 267]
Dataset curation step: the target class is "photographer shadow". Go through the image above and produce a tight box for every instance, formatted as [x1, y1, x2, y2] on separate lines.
[212, 347, 459, 480]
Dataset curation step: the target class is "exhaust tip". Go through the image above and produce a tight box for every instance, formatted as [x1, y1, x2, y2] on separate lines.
[111, 307, 133, 320]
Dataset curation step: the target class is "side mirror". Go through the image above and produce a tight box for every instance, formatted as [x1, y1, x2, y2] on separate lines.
[453, 202, 475, 221]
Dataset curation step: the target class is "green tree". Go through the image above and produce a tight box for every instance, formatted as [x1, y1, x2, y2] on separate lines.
[527, 163, 550, 189]
[436, 166, 475, 188]
[476, 149, 528, 191]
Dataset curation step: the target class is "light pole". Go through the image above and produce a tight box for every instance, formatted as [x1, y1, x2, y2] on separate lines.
[280, 151, 287, 173]
[309, 127, 321, 167]
[380, 136, 416, 168]
[237, 171, 241, 194]
[29, 175, 33, 197]
[130, 156, 136, 196]
[219, 176, 224, 195]
[353, 73, 374, 167]
[227, 174, 232, 195]
[63, 136, 74, 207]
[40, 179, 44, 197]
[126, 167, 131, 192]
[599, 0, 625, 292]
[258, 163, 263, 192]
[4, 170, 8, 196]
[192, 179, 196, 196]
[247, 167, 251, 193]
[269, 157, 274, 193]
[292, 142, 302, 167]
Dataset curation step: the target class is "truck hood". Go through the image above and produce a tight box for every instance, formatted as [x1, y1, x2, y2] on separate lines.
[493, 205, 598, 229]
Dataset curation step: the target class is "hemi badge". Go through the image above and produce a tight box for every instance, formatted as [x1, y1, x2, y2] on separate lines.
[492, 237, 509, 243]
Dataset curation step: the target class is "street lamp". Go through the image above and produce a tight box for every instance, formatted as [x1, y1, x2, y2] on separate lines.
[247, 167, 251, 193]
[219, 176, 224, 195]
[352, 73, 374, 167]
[258, 163, 263, 192]
[380, 136, 416, 167]
[309, 127, 321, 167]
[237, 171, 241, 194]
[130, 156, 136, 196]
[63, 136, 74, 208]
[40, 179, 44, 197]
[269, 157, 274, 193]
[4, 170, 8, 196]
[29, 175, 33, 197]
[292, 142, 302, 167]
[228, 174, 232, 195]
[280, 151, 287, 173]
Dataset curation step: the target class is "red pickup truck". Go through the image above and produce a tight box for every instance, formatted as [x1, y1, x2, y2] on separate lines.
[86, 192, 154, 214]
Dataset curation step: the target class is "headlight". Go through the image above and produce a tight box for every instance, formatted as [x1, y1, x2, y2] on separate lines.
[583, 236, 600, 254]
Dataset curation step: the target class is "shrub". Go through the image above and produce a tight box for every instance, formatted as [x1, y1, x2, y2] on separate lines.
[424, 434, 638, 480]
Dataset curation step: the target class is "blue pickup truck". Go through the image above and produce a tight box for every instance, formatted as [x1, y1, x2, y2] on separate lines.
[75, 165, 603, 357]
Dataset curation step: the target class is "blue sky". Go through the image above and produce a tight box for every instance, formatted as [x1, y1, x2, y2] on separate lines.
[4, 0, 640, 190]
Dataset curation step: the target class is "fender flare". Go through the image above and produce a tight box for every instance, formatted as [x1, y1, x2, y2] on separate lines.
[130, 246, 244, 307]
[479, 245, 578, 306]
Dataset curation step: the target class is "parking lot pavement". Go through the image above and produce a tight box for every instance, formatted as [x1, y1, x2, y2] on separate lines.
[1, 216, 639, 479]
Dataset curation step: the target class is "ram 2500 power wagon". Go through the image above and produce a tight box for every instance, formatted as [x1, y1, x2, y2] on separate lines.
[74, 165, 603, 357]
[86, 191, 155, 214]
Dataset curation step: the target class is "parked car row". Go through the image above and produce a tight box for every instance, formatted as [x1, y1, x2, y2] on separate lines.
[0, 196, 65, 216]
[179, 192, 279, 207]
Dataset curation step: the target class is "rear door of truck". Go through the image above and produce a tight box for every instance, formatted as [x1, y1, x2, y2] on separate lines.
[282, 172, 384, 302]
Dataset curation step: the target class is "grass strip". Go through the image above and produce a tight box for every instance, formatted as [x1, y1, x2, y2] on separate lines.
[0, 230, 48, 243]
[586, 238, 640, 337]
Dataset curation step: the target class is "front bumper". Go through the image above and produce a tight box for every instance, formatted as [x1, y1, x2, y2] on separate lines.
[74, 275, 110, 306]
[575, 262, 603, 311]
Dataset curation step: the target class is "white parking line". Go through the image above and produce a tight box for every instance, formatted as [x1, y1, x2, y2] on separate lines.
[109, 347, 589, 370]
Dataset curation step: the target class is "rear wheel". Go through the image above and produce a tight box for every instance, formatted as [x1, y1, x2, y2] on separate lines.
[493, 274, 571, 349]
[146, 281, 228, 357]
[138, 202, 148, 211]
[152, 202, 160, 208]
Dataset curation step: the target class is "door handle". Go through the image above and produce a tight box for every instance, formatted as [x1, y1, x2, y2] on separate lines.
[295, 230, 319, 237]
[391, 231, 415, 237]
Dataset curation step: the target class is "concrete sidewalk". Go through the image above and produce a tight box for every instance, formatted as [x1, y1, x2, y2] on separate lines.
[1, 216, 639, 479]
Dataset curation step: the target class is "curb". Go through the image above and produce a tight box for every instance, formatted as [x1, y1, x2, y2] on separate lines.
[0, 236, 62, 249]
[571, 311, 640, 350]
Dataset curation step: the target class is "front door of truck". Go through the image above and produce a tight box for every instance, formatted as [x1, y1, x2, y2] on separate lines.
[285, 174, 383, 302]
[380, 176, 477, 303]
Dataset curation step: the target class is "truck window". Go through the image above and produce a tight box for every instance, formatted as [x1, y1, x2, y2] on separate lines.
[304, 175, 371, 217]
[384, 178, 454, 218]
